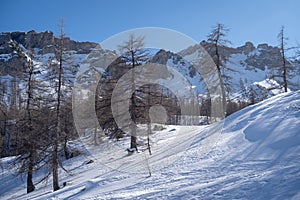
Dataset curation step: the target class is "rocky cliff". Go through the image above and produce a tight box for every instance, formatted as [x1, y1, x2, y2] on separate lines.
[0, 30, 98, 76]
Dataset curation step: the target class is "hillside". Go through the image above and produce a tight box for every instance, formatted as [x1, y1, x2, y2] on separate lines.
[1, 90, 299, 199]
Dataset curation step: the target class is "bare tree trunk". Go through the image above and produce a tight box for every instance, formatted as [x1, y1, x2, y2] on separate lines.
[63, 133, 70, 159]
[94, 126, 98, 145]
[147, 85, 152, 155]
[53, 69, 62, 190]
[27, 150, 35, 193]
[283, 57, 287, 92]
[53, 25, 64, 191]
[53, 86, 61, 191]
[52, 127, 60, 191]
[280, 27, 288, 92]
[215, 37, 227, 115]
[147, 123, 152, 155]
[1, 117, 8, 157]
[130, 50, 137, 151]
[26, 61, 35, 193]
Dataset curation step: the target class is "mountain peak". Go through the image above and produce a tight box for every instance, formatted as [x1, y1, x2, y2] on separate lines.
[237, 41, 255, 54]
[149, 49, 178, 65]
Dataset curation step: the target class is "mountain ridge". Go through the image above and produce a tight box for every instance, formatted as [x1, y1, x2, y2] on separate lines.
[1, 30, 299, 102]
[0, 30, 98, 76]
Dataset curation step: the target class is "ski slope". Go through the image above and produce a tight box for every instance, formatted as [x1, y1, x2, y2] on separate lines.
[1, 91, 300, 199]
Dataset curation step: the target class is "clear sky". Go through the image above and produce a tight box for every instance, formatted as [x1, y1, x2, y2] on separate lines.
[1, 0, 299, 48]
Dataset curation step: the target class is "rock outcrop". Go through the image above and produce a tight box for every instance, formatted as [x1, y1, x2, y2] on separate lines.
[0, 31, 98, 76]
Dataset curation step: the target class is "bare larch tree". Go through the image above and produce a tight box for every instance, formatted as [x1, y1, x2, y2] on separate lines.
[118, 34, 148, 151]
[278, 26, 288, 92]
[207, 23, 232, 112]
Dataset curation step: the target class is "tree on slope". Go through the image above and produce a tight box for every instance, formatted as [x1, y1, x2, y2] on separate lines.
[274, 26, 296, 92]
[51, 19, 74, 191]
[207, 23, 232, 113]
[118, 34, 148, 152]
[8, 41, 50, 193]
[47, 19, 79, 191]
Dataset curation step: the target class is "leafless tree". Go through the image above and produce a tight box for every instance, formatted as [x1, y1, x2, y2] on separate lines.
[268, 26, 298, 92]
[46, 19, 78, 191]
[278, 26, 288, 92]
[118, 34, 148, 151]
[49, 18, 69, 191]
[8, 40, 50, 193]
[207, 23, 232, 111]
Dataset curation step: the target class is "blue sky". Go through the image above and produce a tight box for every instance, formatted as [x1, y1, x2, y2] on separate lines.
[1, 0, 299, 48]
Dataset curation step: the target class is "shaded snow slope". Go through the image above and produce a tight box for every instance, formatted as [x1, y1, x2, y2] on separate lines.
[1, 91, 300, 199]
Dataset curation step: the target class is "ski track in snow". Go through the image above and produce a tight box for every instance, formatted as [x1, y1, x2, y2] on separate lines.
[1, 91, 300, 199]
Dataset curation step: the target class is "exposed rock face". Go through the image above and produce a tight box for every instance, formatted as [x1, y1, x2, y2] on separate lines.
[154, 41, 289, 79]
[0, 31, 98, 76]
[200, 40, 286, 71]
[24, 30, 55, 51]
[0, 30, 97, 54]
[200, 40, 239, 59]
[244, 44, 283, 71]
[237, 42, 255, 54]
[149, 49, 197, 78]
[150, 49, 176, 65]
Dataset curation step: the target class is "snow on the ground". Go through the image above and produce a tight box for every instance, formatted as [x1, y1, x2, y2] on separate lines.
[1, 91, 300, 199]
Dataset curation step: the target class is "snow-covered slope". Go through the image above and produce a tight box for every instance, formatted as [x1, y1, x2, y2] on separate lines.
[1, 91, 299, 199]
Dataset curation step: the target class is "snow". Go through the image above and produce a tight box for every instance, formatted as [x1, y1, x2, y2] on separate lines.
[168, 49, 290, 102]
[226, 53, 267, 89]
[165, 54, 207, 94]
[0, 74, 13, 80]
[0, 53, 12, 61]
[253, 78, 288, 95]
[254, 78, 280, 89]
[1, 91, 300, 199]
[183, 48, 203, 62]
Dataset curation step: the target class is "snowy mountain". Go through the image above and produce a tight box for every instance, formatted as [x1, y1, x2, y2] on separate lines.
[153, 41, 300, 102]
[1, 90, 299, 199]
[0, 31, 97, 76]
[1, 31, 299, 104]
